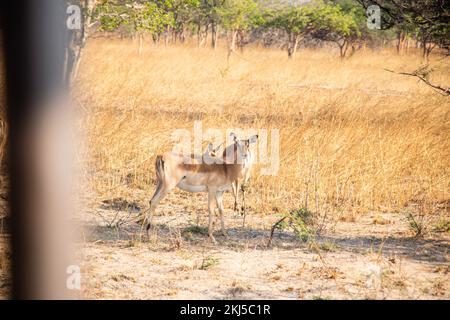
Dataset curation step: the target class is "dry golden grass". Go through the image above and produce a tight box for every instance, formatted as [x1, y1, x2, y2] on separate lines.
[75, 38, 450, 218]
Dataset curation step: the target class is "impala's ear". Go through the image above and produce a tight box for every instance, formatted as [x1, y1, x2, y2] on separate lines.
[213, 142, 222, 153]
[249, 134, 258, 144]
[230, 132, 237, 142]
[205, 143, 214, 153]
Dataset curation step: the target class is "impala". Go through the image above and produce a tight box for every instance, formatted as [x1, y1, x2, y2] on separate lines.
[210, 138, 255, 220]
[142, 132, 258, 243]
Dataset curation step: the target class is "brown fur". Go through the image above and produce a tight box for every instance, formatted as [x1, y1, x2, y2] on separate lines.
[142, 135, 258, 243]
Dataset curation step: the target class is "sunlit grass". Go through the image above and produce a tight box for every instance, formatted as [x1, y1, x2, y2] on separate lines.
[74, 38, 450, 217]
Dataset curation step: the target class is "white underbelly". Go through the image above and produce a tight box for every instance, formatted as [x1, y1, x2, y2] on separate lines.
[218, 184, 232, 192]
[176, 180, 232, 193]
[177, 181, 207, 193]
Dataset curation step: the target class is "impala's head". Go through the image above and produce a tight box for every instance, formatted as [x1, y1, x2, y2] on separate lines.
[202, 142, 224, 164]
[230, 132, 258, 161]
[204, 143, 215, 157]
[204, 142, 222, 157]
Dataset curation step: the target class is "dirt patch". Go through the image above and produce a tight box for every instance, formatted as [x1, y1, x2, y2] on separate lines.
[77, 201, 449, 300]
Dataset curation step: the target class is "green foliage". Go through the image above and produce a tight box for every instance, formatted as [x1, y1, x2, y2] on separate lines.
[94, 0, 175, 36]
[311, 3, 360, 40]
[262, 1, 364, 56]
[264, 1, 362, 39]
[275, 207, 313, 242]
[406, 212, 424, 237]
[216, 0, 260, 31]
[192, 0, 223, 26]
[318, 241, 337, 252]
[168, 0, 201, 32]
[183, 224, 209, 235]
[265, 5, 314, 36]
[356, 0, 449, 53]
[90, 0, 447, 57]
[289, 208, 313, 241]
[433, 219, 450, 234]
[199, 256, 220, 270]
[93, 1, 127, 31]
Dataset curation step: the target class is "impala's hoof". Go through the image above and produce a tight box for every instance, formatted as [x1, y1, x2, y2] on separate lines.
[208, 234, 217, 244]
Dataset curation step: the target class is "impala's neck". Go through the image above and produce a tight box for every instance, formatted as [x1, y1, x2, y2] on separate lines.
[222, 143, 252, 170]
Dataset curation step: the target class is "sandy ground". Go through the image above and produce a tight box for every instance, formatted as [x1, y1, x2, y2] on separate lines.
[0, 191, 448, 300]
[74, 193, 449, 300]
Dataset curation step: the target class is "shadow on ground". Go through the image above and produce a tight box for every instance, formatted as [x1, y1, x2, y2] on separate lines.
[83, 216, 449, 266]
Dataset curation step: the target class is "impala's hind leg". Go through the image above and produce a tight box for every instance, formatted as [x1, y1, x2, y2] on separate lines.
[141, 155, 177, 231]
[207, 189, 217, 244]
[145, 176, 180, 231]
[215, 191, 227, 236]
[144, 181, 166, 228]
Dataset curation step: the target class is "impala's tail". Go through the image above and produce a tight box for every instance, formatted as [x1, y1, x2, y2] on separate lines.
[155, 155, 165, 182]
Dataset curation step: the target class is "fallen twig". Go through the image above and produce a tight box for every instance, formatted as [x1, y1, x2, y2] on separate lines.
[267, 216, 287, 248]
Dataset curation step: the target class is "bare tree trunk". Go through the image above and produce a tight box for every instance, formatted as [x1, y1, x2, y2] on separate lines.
[164, 26, 169, 46]
[339, 40, 349, 58]
[138, 33, 143, 55]
[396, 30, 406, 54]
[422, 37, 429, 62]
[204, 23, 209, 47]
[172, 29, 177, 44]
[211, 22, 219, 49]
[292, 35, 300, 57]
[197, 23, 207, 47]
[286, 33, 301, 58]
[237, 30, 245, 53]
[424, 42, 435, 62]
[415, 38, 421, 48]
[197, 22, 202, 47]
[421, 30, 436, 63]
[65, 0, 95, 86]
[179, 26, 186, 43]
[287, 33, 294, 58]
[229, 29, 238, 53]
[3, 0, 78, 299]
[349, 41, 362, 57]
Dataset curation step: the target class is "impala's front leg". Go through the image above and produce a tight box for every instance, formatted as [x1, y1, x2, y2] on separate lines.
[241, 183, 247, 227]
[207, 189, 217, 244]
[241, 183, 247, 215]
[232, 179, 240, 216]
[241, 171, 251, 226]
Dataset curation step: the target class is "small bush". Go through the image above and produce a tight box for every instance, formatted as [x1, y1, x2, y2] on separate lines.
[199, 256, 219, 270]
[271, 207, 314, 243]
[406, 212, 425, 237]
[433, 219, 450, 233]
[290, 208, 313, 241]
[183, 225, 209, 236]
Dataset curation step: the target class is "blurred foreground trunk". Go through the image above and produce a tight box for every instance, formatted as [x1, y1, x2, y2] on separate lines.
[1, 0, 78, 299]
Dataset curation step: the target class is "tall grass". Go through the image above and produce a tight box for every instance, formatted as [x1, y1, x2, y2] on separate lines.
[75, 38, 450, 218]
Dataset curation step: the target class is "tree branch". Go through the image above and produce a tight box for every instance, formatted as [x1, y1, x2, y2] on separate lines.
[384, 67, 450, 96]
